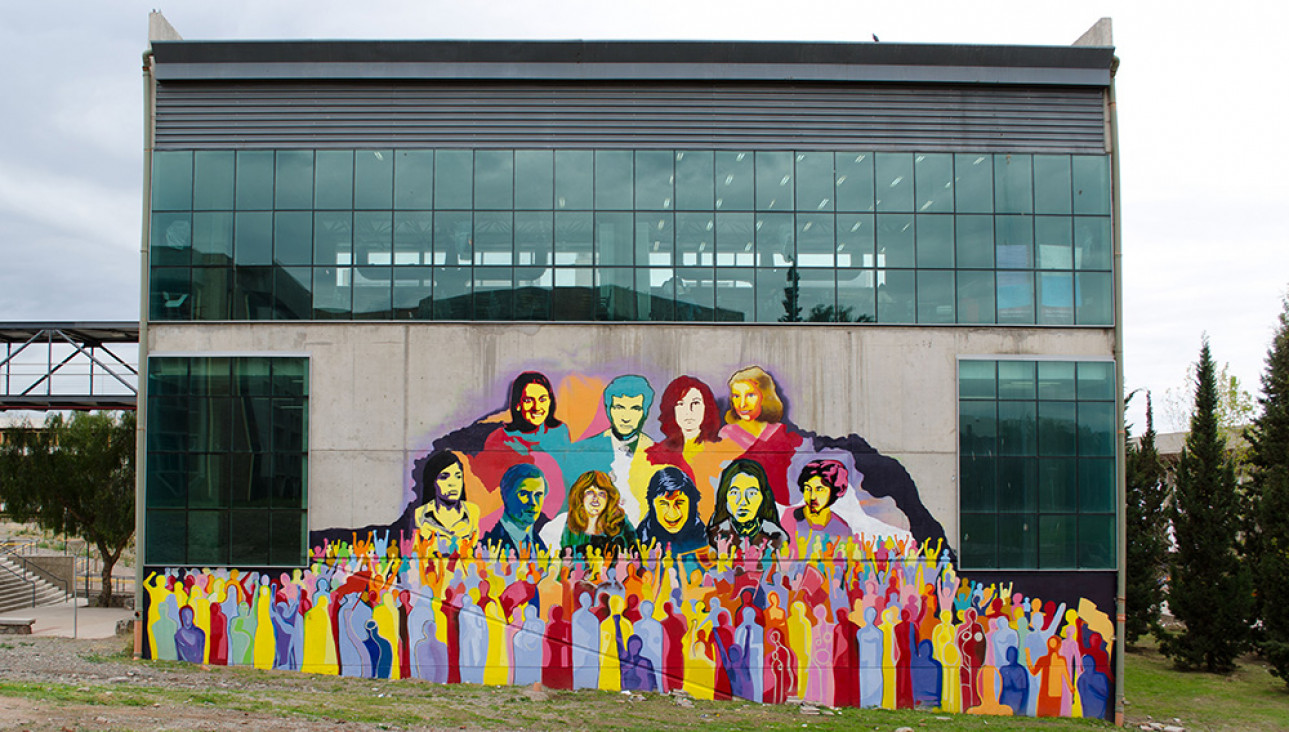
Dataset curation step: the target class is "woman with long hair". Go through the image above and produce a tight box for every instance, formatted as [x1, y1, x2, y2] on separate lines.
[560, 470, 637, 558]
[412, 451, 480, 540]
[645, 375, 730, 520]
[474, 371, 573, 520]
[717, 366, 802, 506]
[707, 458, 788, 551]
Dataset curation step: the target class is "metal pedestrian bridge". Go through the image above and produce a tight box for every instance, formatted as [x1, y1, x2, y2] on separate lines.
[0, 323, 139, 411]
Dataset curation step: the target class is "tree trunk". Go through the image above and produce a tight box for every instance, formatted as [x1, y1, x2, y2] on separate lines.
[98, 548, 118, 608]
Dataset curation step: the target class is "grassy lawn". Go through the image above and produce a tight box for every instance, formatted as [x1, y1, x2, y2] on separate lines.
[1124, 640, 1289, 731]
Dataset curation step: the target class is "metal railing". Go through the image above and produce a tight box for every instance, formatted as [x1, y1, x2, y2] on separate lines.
[0, 558, 37, 608]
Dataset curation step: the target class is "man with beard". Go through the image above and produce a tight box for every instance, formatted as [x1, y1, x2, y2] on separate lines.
[637, 466, 707, 560]
[569, 375, 655, 523]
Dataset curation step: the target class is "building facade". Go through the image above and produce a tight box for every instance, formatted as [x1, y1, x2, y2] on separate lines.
[138, 24, 1122, 721]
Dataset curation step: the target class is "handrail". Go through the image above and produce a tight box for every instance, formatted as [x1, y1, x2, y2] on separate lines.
[0, 543, 73, 601]
[0, 558, 37, 608]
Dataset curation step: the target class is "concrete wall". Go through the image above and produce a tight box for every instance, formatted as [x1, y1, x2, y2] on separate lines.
[148, 322, 1113, 545]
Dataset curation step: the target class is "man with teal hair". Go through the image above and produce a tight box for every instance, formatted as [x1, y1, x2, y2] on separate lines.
[568, 374, 656, 524]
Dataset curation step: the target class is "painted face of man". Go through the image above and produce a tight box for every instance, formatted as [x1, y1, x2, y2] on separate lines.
[728, 472, 764, 525]
[506, 476, 547, 527]
[582, 485, 608, 520]
[436, 462, 465, 503]
[608, 394, 646, 440]
[653, 490, 691, 533]
[802, 476, 833, 515]
[730, 380, 763, 422]
[675, 388, 705, 439]
[520, 383, 551, 428]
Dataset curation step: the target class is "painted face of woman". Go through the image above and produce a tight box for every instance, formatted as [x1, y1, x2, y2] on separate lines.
[675, 387, 704, 439]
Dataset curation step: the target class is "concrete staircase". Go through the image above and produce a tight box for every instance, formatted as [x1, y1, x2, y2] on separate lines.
[0, 555, 68, 614]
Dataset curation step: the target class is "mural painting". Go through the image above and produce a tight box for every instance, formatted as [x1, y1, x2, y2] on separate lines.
[144, 367, 1114, 719]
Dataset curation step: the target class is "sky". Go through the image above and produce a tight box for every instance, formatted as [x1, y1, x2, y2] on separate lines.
[1, 1, 1285, 433]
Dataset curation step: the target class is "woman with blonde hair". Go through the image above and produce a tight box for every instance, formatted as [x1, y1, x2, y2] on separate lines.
[718, 366, 803, 506]
[560, 470, 637, 558]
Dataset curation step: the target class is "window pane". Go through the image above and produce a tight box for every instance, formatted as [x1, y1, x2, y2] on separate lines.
[555, 150, 593, 210]
[312, 266, 352, 319]
[552, 268, 595, 320]
[273, 452, 307, 508]
[596, 267, 636, 321]
[1038, 515, 1077, 568]
[151, 212, 192, 267]
[1075, 272, 1114, 325]
[916, 215, 954, 268]
[1038, 361, 1077, 400]
[354, 211, 392, 266]
[796, 214, 834, 268]
[473, 267, 513, 320]
[354, 149, 393, 209]
[835, 152, 874, 213]
[231, 267, 273, 320]
[513, 267, 550, 320]
[1077, 361, 1116, 401]
[392, 266, 433, 319]
[270, 511, 307, 566]
[713, 212, 753, 267]
[755, 151, 793, 211]
[514, 151, 554, 210]
[152, 151, 192, 211]
[960, 399, 997, 455]
[1038, 401, 1077, 456]
[474, 150, 513, 211]
[996, 271, 1035, 324]
[675, 150, 714, 211]
[146, 510, 186, 564]
[875, 153, 913, 212]
[997, 513, 1037, 568]
[998, 402, 1037, 456]
[635, 151, 673, 210]
[714, 151, 754, 210]
[961, 455, 996, 512]
[915, 153, 953, 213]
[1072, 156, 1111, 215]
[877, 269, 914, 323]
[916, 270, 955, 324]
[394, 211, 433, 265]
[877, 214, 914, 268]
[837, 269, 876, 323]
[595, 212, 634, 266]
[193, 212, 234, 265]
[229, 510, 270, 566]
[1038, 458, 1078, 512]
[1074, 216, 1112, 271]
[595, 150, 633, 210]
[315, 150, 354, 210]
[516, 211, 554, 267]
[395, 150, 434, 209]
[958, 360, 996, 400]
[1078, 514, 1115, 568]
[1078, 401, 1116, 456]
[637, 213, 673, 267]
[146, 452, 187, 509]
[798, 269, 836, 321]
[313, 212, 352, 266]
[754, 267, 792, 322]
[193, 151, 234, 210]
[998, 361, 1036, 400]
[994, 154, 1032, 214]
[235, 151, 274, 210]
[756, 213, 794, 268]
[711, 268, 753, 322]
[997, 457, 1036, 511]
[1033, 155, 1072, 214]
[1036, 217, 1073, 270]
[554, 212, 593, 266]
[432, 266, 471, 319]
[995, 216, 1033, 269]
[795, 152, 834, 212]
[188, 510, 228, 565]
[836, 214, 873, 268]
[1079, 458, 1116, 512]
[954, 153, 993, 213]
[957, 270, 995, 324]
[274, 151, 313, 210]
[234, 212, 273, 266]
[191, 267, 232, 320]
[273, 266, 311, 320]
[353, 266, 393, 319]
[229, 451, 272, 506]
[435, 150, 473, 209]
[955, 215, 993, 269]
[474, 212, 513, 266]
[187, 452, 229, 508]
[274, 211, 313, 266]
[1038, 273, 1074, 325]
[272, 359, 308, 398]
[960, 513, 996, 568]
[676, 213, 713, 267]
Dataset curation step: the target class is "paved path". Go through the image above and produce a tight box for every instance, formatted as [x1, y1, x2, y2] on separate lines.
[19, 598, 133, 639]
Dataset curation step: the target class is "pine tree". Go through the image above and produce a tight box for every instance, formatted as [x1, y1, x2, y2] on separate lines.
[1251, 296, 1289, 683]
[1125, 391, 1169, 645]
[1159, 339, 1253, 672]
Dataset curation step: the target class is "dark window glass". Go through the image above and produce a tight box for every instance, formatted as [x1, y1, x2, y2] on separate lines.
[1080, 458, 1116, 512]
[675, 151, 714, 211]
[960, 514, 996, 568]
[435, 211, 473, 267]
[960, 455, 996, 512]
[714, 268, 755, 322]
[1038, 515, 1077, 568]
[233, 212, 273, 266]
[1078, 514, 1115, 568]
[229, 510, 270, 566]
[315, 151, 354, 209]
[395, 150, 434, 210]
[473, 267, 513, 321]
[1038, 401, 1077, 456]
[192, 212, 233, 265]
[958, 360, 996, 400]
[188, 510, 227, 565]
[151, 213, 192, 267]
[997, 457, 1037, 510]
[152, 151, 192, 211]
[193, 151, 234, 210]
[835, 153, 874, 212]
[273, 267, 312, 320]
[274, 212, 313, 266]
[1038, 458, 1078, 512]
[274, 151, 314, 210]
[235, 151, 274, 211]
[432, 265, 472, 319]
[915, 153, 953, 213]
[354, 149, 393, 210]
[394, 211, 434, 265]
[312, 266, 351, 319]
[997, 513, 1037, 568]
[353, 266, 393, 319]
[1077, 361, 1115, 401]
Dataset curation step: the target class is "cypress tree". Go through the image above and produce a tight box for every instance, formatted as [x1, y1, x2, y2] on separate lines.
[1159, 339, 1252, 672]
[1251, 296, 1289, 683]
[1125, 391, 1169, 645]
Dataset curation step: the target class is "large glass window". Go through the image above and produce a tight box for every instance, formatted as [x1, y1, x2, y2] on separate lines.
[145, 356, 308, 567]
[150, 149, 1113, 325]
[958, 358, 1116, 570]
